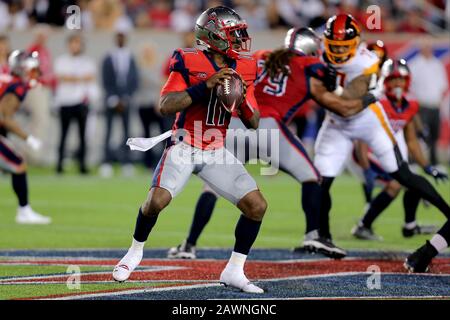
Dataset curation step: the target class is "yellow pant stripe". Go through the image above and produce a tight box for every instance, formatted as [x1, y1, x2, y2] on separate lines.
[369, 103, 396, 144]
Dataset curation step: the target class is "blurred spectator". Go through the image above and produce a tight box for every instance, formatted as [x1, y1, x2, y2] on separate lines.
[54, 33, 99, 174]
[235, 0, 269, 31]
[148, 0, 171, 28]
[78, 0, 94, 30]
[170, 0, 198, 32]
[100, 31, 139, 178]
[409, 41, 449, 165]
[397, 7, 428, 33]
[275, 0, 303, 27]
[22, 25, 55, 165]
[126, 0, 151, 28]
[0, 34, 10, 74]
[91, 0, 133, 30]
[136, 43, 172, 169]
[0, 0, 30, 30]
[28, 0, 74, 26]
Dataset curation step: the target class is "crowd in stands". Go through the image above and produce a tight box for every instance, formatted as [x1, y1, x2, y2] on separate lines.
[0, 0, 448, 34]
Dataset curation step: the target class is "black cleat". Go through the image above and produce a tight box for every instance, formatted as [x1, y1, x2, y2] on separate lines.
[404, 241, 438, 273]
[167, 240, 196, 259]
[402, 225, 437, 238]
[302, 237, 347, 259]
[351, 225, 383, 241]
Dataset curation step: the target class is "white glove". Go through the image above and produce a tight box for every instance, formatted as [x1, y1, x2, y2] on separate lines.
[26, 135, 42, 151]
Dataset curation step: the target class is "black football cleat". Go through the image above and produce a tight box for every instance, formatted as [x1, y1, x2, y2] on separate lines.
[351, 224, 383, 241]
[301, 237, 347, 259]
[402, 224, 437, 238]
[404, 241, 438, 273]
[167, 240, 196, 259]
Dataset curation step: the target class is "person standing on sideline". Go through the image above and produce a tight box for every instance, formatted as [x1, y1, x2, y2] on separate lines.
[409, 41, 449, 165]
[100, 31, 139, 178]
[54, 33, 99, 174]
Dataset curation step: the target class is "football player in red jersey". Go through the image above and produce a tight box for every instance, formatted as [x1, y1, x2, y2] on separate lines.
[167, 28, 377, 260]
[113, 6, 267, 293]
[0, 50, 51, 224]
[349, 59, 447, 240]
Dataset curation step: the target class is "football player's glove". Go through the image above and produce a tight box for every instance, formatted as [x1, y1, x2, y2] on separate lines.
[324, 66, 337, 92]
[362, 93, 377, 108]
[424, 165, 448, 183]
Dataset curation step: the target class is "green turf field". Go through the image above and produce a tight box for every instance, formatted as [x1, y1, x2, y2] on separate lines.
[1, 165, 448, 251]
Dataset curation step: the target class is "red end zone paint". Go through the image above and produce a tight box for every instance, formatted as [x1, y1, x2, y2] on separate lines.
[2, 258, 450, 284]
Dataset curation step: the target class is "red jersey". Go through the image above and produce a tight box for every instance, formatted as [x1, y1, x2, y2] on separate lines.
[161, 48, 258, 150]
[0, 74, 29, 102]
[380, 94, 419, 133]
[0, 74, 29, 135]
[253, 50, 327, 124]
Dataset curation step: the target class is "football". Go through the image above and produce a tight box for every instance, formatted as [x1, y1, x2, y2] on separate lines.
[215, 70, 245, 113]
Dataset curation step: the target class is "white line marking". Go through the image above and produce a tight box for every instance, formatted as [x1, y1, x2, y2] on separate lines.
[43, 283, 221, 300]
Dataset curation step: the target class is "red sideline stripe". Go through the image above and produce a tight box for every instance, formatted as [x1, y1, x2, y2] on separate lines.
[156, 148, 171, 186]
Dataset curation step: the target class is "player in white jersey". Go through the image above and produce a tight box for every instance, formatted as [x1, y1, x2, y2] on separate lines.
[314, 14, 450, 246]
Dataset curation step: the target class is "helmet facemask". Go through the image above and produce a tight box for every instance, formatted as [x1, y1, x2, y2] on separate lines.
[324, 36, 360, 64]
[384, 76, 409, 102]
[382, 59, 411, 101]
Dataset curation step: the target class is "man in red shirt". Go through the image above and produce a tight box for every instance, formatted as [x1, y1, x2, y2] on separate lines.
[113, 6, 267, 294]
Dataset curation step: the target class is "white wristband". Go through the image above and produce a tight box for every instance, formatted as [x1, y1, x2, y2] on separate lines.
[333, 85, 344, 96]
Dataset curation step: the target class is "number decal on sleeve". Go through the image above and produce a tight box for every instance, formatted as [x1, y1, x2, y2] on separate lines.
[255, 59, 288, 97]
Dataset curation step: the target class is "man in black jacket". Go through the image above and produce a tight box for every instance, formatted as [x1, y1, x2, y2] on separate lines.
[100, 31, 139, 177]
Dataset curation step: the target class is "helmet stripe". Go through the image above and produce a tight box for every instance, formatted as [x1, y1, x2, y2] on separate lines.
[333, 15, 347, 40]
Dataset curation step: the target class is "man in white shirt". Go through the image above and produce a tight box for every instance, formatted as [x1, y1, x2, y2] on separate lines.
[409, 41, 449, 165]
[54, 33, 99, 174]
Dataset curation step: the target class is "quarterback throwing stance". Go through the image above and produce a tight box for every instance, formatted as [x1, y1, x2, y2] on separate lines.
[0, 50, 50, 224]
[113, 6, 268, 293]
[168, 27, 376, 260]
[315, 14, 450, 243]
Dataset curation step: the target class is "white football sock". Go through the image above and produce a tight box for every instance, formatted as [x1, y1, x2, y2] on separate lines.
[131, 238, 145, 251]
[226, 251, 247, 270]
[18, 204, 31, 212]
[430, 234, 448, 253]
